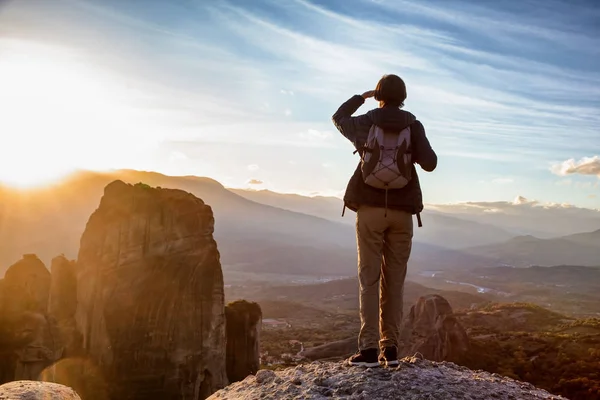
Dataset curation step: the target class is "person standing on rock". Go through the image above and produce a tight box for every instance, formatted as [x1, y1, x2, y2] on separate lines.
[332, 74, 437, 367]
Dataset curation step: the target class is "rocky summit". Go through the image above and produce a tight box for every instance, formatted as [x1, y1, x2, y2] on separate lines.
[208, 357, 565, 400]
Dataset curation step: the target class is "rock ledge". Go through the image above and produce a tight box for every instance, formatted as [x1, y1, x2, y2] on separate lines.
[208, 357, 566, 400]
[0, 381, 81, 400]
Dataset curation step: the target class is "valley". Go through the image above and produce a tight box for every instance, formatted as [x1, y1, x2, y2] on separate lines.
[2, 170, 599, 399]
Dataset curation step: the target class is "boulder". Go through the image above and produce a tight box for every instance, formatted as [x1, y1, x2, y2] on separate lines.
[400, 294, 469, 362]
[225, 300, 262, 383]
[75, 180, 227, 399]
[0, 380, 81, 400]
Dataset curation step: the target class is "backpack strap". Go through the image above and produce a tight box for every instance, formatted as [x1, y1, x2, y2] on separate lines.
[353, 146, 372, 156]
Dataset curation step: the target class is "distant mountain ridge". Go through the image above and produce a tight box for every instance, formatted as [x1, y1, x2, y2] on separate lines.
[1, 169, 494, 278]
[465, 229, 600, 267]
[231, 188, 515, 249]
[0, 170, 357, 277]
[2, 170, 598, 278]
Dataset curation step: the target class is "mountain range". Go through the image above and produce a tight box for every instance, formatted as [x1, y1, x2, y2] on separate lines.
[1, 170, 598, 278]
[465, 230, 600, 267]
[231, 189, 516, 249]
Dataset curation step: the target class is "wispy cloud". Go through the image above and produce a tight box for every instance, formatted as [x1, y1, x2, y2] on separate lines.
[1, 0, 598, 207]
[197, 0, 599, 162]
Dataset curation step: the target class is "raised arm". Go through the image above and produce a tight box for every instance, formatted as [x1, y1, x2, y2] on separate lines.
[332, 92, 374, 147]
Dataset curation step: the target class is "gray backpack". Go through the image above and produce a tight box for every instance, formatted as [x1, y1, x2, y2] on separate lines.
[360, 124, 412, 189]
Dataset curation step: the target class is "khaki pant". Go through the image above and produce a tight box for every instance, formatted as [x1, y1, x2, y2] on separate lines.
[356, 205, 413, 350]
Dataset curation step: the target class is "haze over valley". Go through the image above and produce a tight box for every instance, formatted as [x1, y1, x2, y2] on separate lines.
[2, 169, 599, 320]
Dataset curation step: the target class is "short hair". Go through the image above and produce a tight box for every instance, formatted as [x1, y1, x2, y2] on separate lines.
[374, 74, 407, 108]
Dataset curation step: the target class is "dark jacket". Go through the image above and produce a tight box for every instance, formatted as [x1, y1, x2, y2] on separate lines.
[332, 94, 437, 216]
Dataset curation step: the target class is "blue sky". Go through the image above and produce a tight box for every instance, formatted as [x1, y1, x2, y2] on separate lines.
[0, 0, 599, 208]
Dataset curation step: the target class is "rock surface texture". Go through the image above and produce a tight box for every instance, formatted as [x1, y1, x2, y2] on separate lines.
[208, 358, 566, 400]
[400, 294, 470, 361]
[0, 380, 81, 400]
[75, 180, 226, 399]
[225, 300, 262, 384]
[48, 256, 80, 359]
[2, 255, 50, 315]
[0, 255, 60, 383]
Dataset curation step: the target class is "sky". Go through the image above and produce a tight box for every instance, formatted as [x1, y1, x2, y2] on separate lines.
[0, 0, 599, 208]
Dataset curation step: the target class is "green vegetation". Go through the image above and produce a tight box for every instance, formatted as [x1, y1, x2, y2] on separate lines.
[558, 318, 600, 330]
[454, 303, 600, 400]
[460, 330, 600, 400]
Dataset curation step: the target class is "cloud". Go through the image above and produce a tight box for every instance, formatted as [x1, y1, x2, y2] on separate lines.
[247, 178, 263, 185]
[247, 164, 260, 171]
[204, 0, 598, 166]
[280, 89, 294, 95]
[552, 156, 600, 177]
[371, 0, 599, 54]
[589, 194, 597, 199]
[513, 196, 538, 206]
[284, 108, 292, 116]
[429, 196, 599, 215]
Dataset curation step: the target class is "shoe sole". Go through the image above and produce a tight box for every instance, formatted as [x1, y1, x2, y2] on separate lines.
[348, 361, 380, 368]
[385, 360, 400, 367]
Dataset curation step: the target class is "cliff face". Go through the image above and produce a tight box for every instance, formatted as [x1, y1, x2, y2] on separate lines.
[225, 300, 262, 383]
[0, 255, 60, 383]
[75, 181, 226, 399]
[208, 358, 567, 400]
[48, 255, 80, 359]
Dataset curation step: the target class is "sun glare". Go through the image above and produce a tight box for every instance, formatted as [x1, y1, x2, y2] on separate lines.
[0, 40, 165, 189]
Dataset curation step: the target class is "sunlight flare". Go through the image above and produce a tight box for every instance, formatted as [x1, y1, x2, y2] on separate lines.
[0, 41, 164, 188]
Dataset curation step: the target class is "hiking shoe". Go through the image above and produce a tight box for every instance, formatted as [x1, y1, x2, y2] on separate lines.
[347, 348, 380, 368]
[382, 346, 399, 367]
